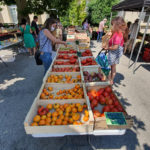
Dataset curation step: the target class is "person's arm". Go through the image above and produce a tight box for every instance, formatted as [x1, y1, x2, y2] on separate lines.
[44, 29, 66, 45]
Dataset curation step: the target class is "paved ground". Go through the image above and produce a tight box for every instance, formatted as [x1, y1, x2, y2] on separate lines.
[0, 41, 150, 150]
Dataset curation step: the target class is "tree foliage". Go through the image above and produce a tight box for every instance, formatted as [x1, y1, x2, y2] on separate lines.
[60, 0, 87, 27]
[0, 0, 73, 23]
[87, 0, 119, 26]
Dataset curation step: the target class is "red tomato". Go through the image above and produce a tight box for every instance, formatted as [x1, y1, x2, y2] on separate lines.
[106, 99, 113, 105]
[97, 88, 104, 96]
[99, 95, 106, 105]
[102, 106, 110, 113]
[105, 87, 112, 93]
[90, 90, 98, 98]
[103, 91, 109, 97]
[91, 99, 98, 107]
[111, 108, 118, 112]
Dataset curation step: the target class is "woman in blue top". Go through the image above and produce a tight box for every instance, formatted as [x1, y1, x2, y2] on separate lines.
[39, 18, 66, 74]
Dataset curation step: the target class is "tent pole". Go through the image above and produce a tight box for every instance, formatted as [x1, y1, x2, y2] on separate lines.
[133, 15, 150, 73]
[128, 7, 145, 67]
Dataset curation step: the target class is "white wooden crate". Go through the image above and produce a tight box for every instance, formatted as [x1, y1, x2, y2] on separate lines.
[81, 66, 110, 86]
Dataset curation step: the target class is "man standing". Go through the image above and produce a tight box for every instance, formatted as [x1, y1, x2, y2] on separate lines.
[97, 18, 107, 42]
[31, 16, 39, 45]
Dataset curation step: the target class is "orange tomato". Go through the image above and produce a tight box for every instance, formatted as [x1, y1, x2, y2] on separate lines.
[46, 117, 51, 123]
[58, 110, 63, 115]
[33, 115, 41, 122]
[83, 116, 89, 122]
[72, 107, 77, 113]
[52, 111, 58, 117]
[41, 115, 47, 120]
[31, 122, 38, 126]
[47, 112, 52, 118]
[56, 119, 62, 125]
[51, 121, 55, 125]
[69, 118, 74, 124]
[48, 87, 53, 91]
[78, 105, 83, 112]
[40, 93, 46, 99]
[64, 116, 69, 122]
[46, 104, 53, 110]
[59, 115, 65, 120]
[66, 106, 72, 113]
[72, 113, 80, 121]
[52, 116, 57, 122]
[39, 120, 46, 126]
[62, 120, 68, 125]
[84, 110, 89, 117]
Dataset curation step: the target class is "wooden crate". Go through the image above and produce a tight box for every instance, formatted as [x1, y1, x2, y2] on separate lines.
[24, 98, 94, 135]
[85, 84, 133, 130]
[50, 65, 80, 73]
[44, 72, 82, 85]
[53, 59, 79, 66]
[38, 83, 85, 101]
[79, 56, 99, 68]
[81, 66, 110, 86]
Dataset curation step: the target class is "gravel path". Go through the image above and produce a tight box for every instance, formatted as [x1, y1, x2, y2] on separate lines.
[0, 42, 150, 150]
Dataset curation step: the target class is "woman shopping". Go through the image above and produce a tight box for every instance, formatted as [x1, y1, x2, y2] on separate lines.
[20, 19, 36, 56]
[39, 18, 66, 74]
[104, 17, 128, 85]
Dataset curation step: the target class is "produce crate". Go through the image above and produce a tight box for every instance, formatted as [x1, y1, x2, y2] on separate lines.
[51, 65, 80, 73]
[44, 72, 82, 84]
[79, 56, 99, 68]
[53, 59, 79, 66]
[79, 49, 93, 57]
[38, 83, 86, 101]
[56, 54, 77, 60]
[24, 98, 94, 135]
[85, 84, 133, 130]
[81, 66, 109, 86]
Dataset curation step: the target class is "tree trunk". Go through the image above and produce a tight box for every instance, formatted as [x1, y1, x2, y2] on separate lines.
[16, 0, 30, 24]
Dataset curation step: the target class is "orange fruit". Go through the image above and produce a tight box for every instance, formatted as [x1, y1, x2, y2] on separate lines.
[84, 110, 89, 117]
[52, 111, 58, 117]
[47, 112, 52, 118]
[56, 119, 62, 125]
[83, 103, 87, 109]
[63, 103, 69, 109]
[75, 103, 81, 107]
[64, 116, 69, 121]
[52, 116, 57, 122]
[72, 107, 77, 113]
[48, 87, 53, 91]
[46, 104, 53, 110]
[56, 108, 61, 112]
[41, 115, 47, 120]
[31, 122, 38, 126]
[69, 118, 73, 124]
[73, 121, 79, 125]
[62, 120, 68, 125]
[58, 110, 63, 115]
[39, 120, 46, 126]
[83, 116, 89, 122]
[65, 112, 69, 117]
[45, 122, 51, 126]
[46, 117, 51, 123]
[53, 103, 60, 109]
[78, 105, 83, 112]
[59, 115, 65, 120]
[66, 106, 71, 113]
[70, 103, 75, 108]
[51, 121, 56, 125]
[40, 93, 46, 99]
[72, 113, 80, 121]
[33, 115, 41, 122]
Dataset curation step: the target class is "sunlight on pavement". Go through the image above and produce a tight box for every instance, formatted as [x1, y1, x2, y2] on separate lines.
[0, 77, 25, 90]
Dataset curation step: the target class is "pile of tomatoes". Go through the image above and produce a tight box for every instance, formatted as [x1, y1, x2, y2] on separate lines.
[87, 86, 125, 118]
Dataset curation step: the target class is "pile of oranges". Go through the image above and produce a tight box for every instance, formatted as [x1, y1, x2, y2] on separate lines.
[47, 74, 81, 83]
[40, 84, 84, 100]
[31, 103, 89, 126]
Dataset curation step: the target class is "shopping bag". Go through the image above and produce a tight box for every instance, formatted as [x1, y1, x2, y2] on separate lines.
[96, 49, 110, 76]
